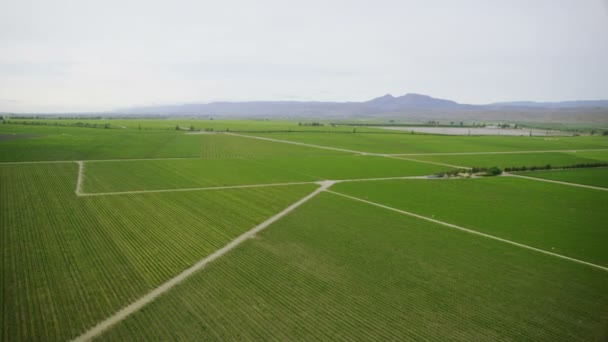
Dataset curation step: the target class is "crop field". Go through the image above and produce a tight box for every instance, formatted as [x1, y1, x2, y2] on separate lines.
[82, 155, 448, 193]
[404, 150, 608, 169]
[333, 177, 608, 266]
[1, 162, 317, 340]
[98, 193, 608, 341]
[519, 168, 608, 188]
[4, 118, 385, 132]
[249, 131, 608, 154]
[1, 119, 607, 341]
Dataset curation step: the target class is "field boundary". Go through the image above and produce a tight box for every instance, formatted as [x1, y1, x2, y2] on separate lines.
[228, 132, 469, 169]
[1, 148, 607, 165]
[75, 161, 84, 195]
[72, 181, 335, 342]
[326, 190, 608, 272]
[385, 155, 470, 169]
[226, 132, 365, 154]
[385, 148, 608, 156]
[505, 173, 608, 191]
[75, 175, 436, 197]
[76, 181, 321, 197]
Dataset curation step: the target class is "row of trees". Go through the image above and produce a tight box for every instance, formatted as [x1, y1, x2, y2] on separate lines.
[298, 122, 324, 126]
[3, 120, 110, 129]
[503, 162, 608, 172]
[441, 166, 503, 177]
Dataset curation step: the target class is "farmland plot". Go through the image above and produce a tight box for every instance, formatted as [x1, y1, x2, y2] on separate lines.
[0, 163, 317, 341]
[248, 132, 608, 154]
[0, 125, 203, 162]
[519, 168, 608, 188]
[0, 126, 348, 162]
[98, 193, 608, 341]
[82, 155, 449, 193]
[403, 151, 608, 169]
[82, 158, 318, 193]
[332, 177, 608, 266]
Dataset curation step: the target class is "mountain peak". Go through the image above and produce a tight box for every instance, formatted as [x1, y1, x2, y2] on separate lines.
[365, 92, 460, 109]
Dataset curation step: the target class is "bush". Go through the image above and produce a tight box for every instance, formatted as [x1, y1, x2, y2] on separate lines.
[486, 166, 502, 176]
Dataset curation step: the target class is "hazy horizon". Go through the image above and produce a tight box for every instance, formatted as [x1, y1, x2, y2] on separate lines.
[1, 0, 607, 113]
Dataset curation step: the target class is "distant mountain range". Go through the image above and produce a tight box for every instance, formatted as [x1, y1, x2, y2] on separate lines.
[118, 93, 608, 122]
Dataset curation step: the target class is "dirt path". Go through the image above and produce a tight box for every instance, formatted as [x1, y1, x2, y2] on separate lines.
[227, 133, 469, 169]
[77, 181, 321, 197]
[226, 132, 365, 154]
[0, 157, 202, 165]
[1, 147, 606, 165]
[326, 190, 608, 272]
[386, 148, 608, 156]
[72, 181, 335, 342]
[505, 173, 608, 191]
[75, 161, 84, 195]
[384, 155, 470, 169]
[77, 175, 459, 197]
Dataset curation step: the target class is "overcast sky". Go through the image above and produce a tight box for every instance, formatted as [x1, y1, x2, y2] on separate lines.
[1, 0, 607, 112]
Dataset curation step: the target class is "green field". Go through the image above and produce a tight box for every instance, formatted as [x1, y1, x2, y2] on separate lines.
[332, 177, 608, 266]
[82, 155, 448, 193]
[249, 132, 608, 154]
[405, 151, 608, 169]
[3, 118, 385, 132]
[1, 163, 317, 340]
[1, 120, 607, 341]
[519, 168, 608, 188]
[98, 193, 608, 341]
[0, 126, 351, 162]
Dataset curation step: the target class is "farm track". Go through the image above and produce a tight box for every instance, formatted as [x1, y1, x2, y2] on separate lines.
[71, 181, 335, 342]
[326, 190, 608, 272]
[0, 140, 606, 165]
[227, 133, 471, 169]
[76, 175, 431, 197]
[75, 161, 84, 195]
[505, 173, 608, 191]
[386, 148, 608, 156]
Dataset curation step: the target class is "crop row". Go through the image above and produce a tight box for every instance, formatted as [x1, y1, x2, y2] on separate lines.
[98, 193, 608, 341]
[520, 167, 608, 188]
[332, 177, 608, 266]
[250, 132, 608, 154]
[406, 151, 608, 170]
[0, 163, 316, 341]
[82, 155, 448, 193]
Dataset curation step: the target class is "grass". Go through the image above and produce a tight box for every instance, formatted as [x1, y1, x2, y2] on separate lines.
[405, 151, 608, 169]
[519, 168, 608, 188]
[82, 155, 449, 193]
[248, 132, 608, 153]
[0, 162, 317, 341]
[332, 177, 608, 267]
[98, 193, 608, 341]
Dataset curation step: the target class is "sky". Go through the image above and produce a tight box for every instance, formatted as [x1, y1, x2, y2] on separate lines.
[1, 0, 607, 113]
